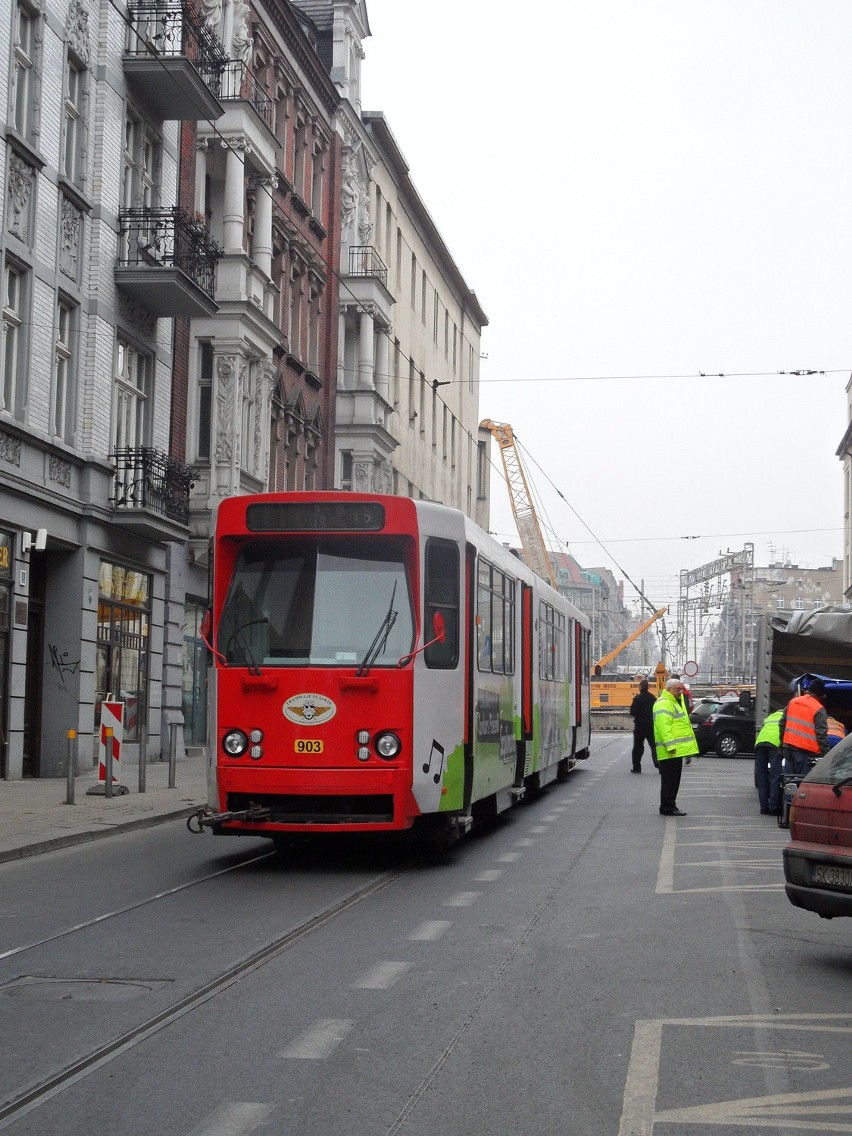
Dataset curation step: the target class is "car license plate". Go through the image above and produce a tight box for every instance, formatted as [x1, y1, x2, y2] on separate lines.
[294, 739, 323, 754]
[813, 863, 852, 891]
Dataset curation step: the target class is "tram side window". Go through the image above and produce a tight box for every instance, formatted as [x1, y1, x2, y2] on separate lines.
[477, 559, 515, 674]
[424, 539, 459, 668]
[539, 601, 564, 681]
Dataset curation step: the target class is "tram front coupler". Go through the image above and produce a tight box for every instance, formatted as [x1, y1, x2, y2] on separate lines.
[186, 805, 273, 834]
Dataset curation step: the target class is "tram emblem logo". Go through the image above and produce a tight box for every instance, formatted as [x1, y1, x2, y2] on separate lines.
[283, 693, 336, 725]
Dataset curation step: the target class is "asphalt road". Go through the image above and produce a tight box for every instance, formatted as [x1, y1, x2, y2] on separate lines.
[0, 735, 849, 1135]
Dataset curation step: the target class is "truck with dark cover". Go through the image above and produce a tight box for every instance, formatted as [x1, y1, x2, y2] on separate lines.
[755, 606, 852, 729]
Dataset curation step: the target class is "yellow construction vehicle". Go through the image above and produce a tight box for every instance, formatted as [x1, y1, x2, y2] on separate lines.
[591, 608, 668, 710]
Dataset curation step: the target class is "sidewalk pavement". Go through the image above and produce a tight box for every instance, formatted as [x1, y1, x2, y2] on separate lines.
[0, 750, 209, 864]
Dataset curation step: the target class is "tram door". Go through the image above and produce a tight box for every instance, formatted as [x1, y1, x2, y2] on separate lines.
[23, 554, 46, 777]
[517, 583, 534, 783]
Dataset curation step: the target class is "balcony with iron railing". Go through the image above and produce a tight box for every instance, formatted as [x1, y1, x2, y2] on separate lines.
[343, 244, 394, 321]
[124, 2, 225, 121]
[348, 245, 388, 286]
[220, 61, 274, 132]
[115, 207, 222, 318]
[111, 448, 194, 540]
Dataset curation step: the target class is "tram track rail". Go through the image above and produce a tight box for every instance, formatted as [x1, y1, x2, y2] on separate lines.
[0, 857, 414, 1130]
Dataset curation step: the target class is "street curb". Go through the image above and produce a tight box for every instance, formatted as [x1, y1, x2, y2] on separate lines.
[0, 806, 200, 865]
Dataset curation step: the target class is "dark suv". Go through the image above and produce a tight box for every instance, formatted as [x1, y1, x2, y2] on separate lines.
[690, 698, 756, 757]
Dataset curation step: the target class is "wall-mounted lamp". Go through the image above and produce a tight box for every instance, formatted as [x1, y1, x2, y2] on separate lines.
[22, 529, 47, 553]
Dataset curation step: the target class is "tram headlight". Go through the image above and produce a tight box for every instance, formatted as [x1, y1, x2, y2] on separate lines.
[222, 729, 249, 757]
[374, 731, 401, 759]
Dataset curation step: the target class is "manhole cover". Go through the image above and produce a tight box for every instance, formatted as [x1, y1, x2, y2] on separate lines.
[0, 976, 170, 1002]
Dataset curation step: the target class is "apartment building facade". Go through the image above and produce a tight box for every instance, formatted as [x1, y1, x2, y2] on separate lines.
[0, 0, 224, 778]
[0, 0, 490, 779]
[293, 0, 491, 529]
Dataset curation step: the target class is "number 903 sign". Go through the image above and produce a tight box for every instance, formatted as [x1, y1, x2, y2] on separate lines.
[294, 739, 323, 754]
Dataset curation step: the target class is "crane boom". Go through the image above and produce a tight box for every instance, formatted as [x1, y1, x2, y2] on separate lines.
[593, 607, 667, 672]
[481, 419, 558, 590]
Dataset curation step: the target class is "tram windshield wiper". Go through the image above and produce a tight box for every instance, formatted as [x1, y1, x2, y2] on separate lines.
[832, 774, 852, 798]
[356, 582, 398, 677]
[225, 618, 266, 676]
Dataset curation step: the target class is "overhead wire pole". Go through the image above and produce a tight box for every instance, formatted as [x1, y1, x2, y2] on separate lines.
[480, 420, 559, 590]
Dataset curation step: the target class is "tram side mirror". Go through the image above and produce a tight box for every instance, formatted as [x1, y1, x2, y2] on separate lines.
[397, 611, 447, 668]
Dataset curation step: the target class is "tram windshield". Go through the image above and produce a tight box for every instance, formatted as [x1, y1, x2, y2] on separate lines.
[218, 539, 415, 667]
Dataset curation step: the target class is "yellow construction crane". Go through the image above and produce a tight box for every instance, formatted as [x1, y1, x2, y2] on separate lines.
[480, 419, 558, 589]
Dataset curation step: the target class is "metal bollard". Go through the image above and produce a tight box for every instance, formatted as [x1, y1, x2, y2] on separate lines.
[65, 729, 78, 805]
[168, 721, 177, 789]
[104, 727, 114, 799]
[138, 714, 148, 794]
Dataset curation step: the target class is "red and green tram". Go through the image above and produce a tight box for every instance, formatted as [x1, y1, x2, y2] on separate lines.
[194, 493, 591, 845]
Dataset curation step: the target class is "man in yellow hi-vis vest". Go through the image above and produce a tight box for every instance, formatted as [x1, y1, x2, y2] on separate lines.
[653, 677, 699, 816]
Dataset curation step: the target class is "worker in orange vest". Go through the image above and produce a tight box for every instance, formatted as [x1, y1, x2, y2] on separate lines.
[779, 677, 830, 776]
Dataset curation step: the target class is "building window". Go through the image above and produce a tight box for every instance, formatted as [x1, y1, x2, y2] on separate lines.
[240, 360, 256, 474]
[340, 450, 353, 491]
[477, 439, 488, 500]
[410, 253, 416, 308]
[2, 261, 28, 420]
[114, 337, 150, 451]
[311, 143, 324, 217]
[96, 561, 151, 745]
[289, 264, 303, 359]
[14, 2, 38, 140]
[123, 109, 160, 210]
[433, 289, 439, 343]
[293, 116, 307, 198]
[197, 342, 213, 460]
[421, 270, 427, 324]
[62, 57, 84, 184]
[392, 338, 400, 408]
[308, 284, 321, 370]
[52, 297, 76, 440]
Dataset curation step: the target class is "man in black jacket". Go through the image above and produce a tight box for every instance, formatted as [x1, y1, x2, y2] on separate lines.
[629, 679, 657, 772]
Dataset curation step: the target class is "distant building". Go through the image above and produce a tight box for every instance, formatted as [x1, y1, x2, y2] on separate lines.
[699, 558, 844, 682]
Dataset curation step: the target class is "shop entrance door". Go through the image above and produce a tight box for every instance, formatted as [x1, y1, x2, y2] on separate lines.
[22, 555, 45, 778]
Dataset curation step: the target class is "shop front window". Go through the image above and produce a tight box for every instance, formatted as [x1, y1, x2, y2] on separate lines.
[96, 561, 150, 743]
[0, 531, 11, 776]
[183, 601, 208, 746]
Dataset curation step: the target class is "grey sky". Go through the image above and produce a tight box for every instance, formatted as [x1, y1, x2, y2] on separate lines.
[360, 1, 848, 611]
